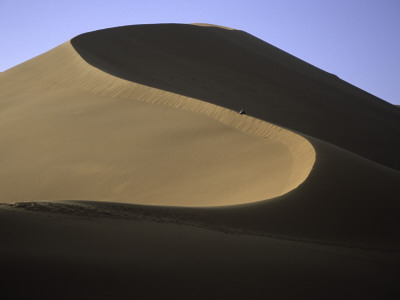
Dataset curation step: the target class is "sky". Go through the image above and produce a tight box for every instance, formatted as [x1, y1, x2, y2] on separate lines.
[1, 0, 399, 105]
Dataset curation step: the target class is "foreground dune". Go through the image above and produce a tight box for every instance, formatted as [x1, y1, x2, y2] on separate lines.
[1, 24, 400, 299]
[1, 203, 399, 299]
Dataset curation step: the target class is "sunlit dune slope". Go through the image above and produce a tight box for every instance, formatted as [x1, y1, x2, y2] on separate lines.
[70, 23, 400, 170]
[0, 41, 315, 206]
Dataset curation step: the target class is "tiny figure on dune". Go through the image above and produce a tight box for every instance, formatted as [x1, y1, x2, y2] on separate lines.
[239, 108, 246, 115]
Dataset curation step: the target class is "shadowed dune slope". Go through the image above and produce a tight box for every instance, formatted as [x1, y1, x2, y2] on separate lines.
[70, 23, 400, 170]
[1, 23, 400, 247]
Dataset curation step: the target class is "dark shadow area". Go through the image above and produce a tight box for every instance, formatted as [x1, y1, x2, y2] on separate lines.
[71, 23, 400, 170]
[2, 206, 400, 299]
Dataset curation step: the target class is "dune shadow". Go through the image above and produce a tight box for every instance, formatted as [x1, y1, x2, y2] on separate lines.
[70, 23, 400, 170]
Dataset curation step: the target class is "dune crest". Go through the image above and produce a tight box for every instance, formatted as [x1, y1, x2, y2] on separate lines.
[190, 23, 236, 30]
[0, 41, 315, 206]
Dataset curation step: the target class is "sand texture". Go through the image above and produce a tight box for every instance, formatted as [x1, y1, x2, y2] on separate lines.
[1, 24, 400, 299]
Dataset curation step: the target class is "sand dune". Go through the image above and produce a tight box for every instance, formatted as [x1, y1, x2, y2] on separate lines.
[1, 24, 400, 299]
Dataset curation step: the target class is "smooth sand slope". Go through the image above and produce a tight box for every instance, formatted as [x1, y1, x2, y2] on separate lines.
[1, 24, 400, 299]
[2, 204, 400, 299]
[0, 41, 315, 206]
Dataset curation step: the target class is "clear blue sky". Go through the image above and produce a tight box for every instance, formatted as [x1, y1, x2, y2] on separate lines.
[1, 0, 399, 104]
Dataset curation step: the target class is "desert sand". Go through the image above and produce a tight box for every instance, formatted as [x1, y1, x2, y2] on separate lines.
[1, 23, 400, 299]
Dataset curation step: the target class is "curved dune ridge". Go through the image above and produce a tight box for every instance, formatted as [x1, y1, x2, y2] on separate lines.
[68, 23, 400, 170]
[0, 39, 315, 206]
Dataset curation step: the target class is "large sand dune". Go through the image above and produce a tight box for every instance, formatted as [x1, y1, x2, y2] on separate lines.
[1, 24, 400, 299]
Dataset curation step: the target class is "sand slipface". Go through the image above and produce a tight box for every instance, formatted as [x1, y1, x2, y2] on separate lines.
[0, 40, 315, 206]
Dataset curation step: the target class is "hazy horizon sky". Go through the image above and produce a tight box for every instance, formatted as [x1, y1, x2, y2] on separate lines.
[1, 0, 399, 104]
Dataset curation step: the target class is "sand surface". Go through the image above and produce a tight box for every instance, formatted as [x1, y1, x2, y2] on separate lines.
[1, 23, 400, 299]
[1, 203, 400, 299]
[0, 41, 315, 206]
